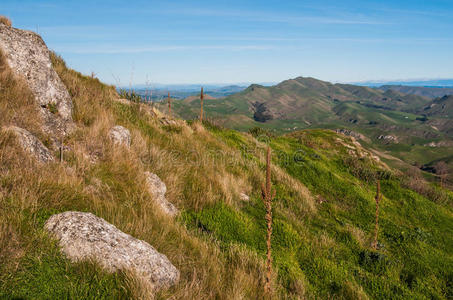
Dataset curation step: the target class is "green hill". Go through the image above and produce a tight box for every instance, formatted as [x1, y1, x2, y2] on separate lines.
[378, 85, 453, 99]
[421, 95, 453, 118]
[160, 77, 453, 183]
[1, 51, 453, 299]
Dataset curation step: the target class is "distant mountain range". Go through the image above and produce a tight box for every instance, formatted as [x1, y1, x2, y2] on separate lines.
[354, 79, 453, 87]
[125, 79, 453, 100]
[377, 85, 453, 99]
[123, 84, 250, 100]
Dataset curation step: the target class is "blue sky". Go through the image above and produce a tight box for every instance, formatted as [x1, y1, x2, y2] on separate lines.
[2, 0, 453, 85]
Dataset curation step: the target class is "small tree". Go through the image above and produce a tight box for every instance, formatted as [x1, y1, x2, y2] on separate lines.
[261, 146, 275, 295]
[434, 161, 448, 188]
[372, 180, 382, 250]
[200, 87, 204, 122]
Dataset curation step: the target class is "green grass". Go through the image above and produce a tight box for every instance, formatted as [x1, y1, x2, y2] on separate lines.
[1, 239, 131, 299]
[0, 193, 132, 299]
[195, 126, 453, 299]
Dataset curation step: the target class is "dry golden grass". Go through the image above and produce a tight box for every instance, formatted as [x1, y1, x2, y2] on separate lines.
[0, 50, 43, 135]
[0, 16, 12, 27]
[0, 52, 291, 299]
[0, 51, 317, 299]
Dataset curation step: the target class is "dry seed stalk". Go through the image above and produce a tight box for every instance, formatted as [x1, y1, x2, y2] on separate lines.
[200, 87, 204, 122]
[372, 180, 382, 250]
[261, 146, 275, 295]
[168, 92, 171, 117]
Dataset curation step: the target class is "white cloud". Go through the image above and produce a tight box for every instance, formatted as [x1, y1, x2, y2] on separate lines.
[53, 44, 278, 54]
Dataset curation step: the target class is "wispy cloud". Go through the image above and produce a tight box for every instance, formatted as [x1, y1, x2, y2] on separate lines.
[374, 7, 449, 17]
[54, 44, 278, 54]
[157, 8, 389, 25]
[52, 36, 453, 54]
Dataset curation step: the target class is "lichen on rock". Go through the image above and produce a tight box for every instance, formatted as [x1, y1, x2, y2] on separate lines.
[0, 23, 74, 137]
[45, 211, 180, 291]
[109, 125, 131, 147]
[145, 172, 178, 217]
[2, 126, 53, 163]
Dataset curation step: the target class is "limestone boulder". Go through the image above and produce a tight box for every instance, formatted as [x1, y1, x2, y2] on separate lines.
[109, 125, 131, 147]
[45, 211, 180, 291]
[145, 172, 178, 217]
[3, 126, 53, 163]
[0, 24, 74, 136]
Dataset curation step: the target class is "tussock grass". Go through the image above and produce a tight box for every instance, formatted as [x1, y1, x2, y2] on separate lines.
[0, 50, 43, 135]
[1, 53, 291, 299]
[0, 51, 452, 299]
[0, 16, 12, 27]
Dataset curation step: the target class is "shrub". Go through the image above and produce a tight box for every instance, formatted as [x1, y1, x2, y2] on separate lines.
[248, 127, 274, 138]
[0, 16, 12, 27]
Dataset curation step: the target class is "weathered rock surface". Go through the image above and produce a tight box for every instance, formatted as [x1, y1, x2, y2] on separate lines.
[0, 24, 74, 136]
[377, 134, 398, 144]
[239, 192, 250, 201]
[45, 211, 180, 290]
[3, 126, 53, 163]
[252, 101, 279, 122]
[109, 125, 131, 147]
[145, 172, 178, 217]
[335, 129, 364, 140]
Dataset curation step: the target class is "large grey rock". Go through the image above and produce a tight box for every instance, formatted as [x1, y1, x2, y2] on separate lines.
[109, 125, 131, 147]
[3, 126, 53, 163]
[0, 24, 74, 136]
[45, 211, 179, 291]
[145, 172, 178, 217]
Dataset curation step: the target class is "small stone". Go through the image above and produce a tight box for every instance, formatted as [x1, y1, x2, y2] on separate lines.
[239, 192, 250, 201]
[45, 211, 180, 291]
[3, 126, 53, 163]
[109, 125, 131, 147]
[145, 172, 178, 217]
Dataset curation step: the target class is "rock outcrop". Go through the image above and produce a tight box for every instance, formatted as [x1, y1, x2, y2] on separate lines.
[377, 134, 398, 144]
[252, 102, 276, 122]
[45, 211, 180, 291]
[0, 24, 74, 137]
[145, 172, 178, 217]
[335, 129, 365, 140]
[109, 125, 131, 147]
[239, 192, 250, 201]
[3, 126, 53, 163]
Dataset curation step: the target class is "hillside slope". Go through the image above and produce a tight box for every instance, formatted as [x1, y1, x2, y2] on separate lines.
[1, 47, 453, 299]
[162, 77, 431, 126]
[421, 95, 453, 118]
[378, 85, 453, 99]
[161, 77, 453, 181]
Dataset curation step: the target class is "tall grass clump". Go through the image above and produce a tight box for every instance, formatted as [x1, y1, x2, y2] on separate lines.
[0, 49, 43, 135]
[0, 16, 12, 27]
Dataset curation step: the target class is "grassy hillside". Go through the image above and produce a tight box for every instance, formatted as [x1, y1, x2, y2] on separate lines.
[1, 53, 453, 299]
[421, 95, 453, 118]
[378, 85, 453, 99]
[159, 77, 453, 186]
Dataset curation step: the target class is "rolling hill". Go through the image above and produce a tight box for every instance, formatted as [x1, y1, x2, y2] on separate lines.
[159, 77, 453, 179]
[378, 85, 453, 99]
[421, 95, 453, 118]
